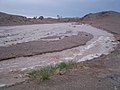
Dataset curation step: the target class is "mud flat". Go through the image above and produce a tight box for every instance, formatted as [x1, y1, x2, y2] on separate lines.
[0, 23, 117, 87]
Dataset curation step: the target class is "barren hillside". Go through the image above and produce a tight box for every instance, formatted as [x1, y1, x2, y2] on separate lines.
[81, 11, 120, 35]
[0, 12, 80, 26]
[0, 12, 28, 26]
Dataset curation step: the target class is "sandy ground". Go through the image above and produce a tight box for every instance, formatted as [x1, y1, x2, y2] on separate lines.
[0, 23, 117, 88]
[1, 48, 120, 90]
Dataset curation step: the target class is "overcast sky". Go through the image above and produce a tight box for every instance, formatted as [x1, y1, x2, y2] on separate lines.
[0, 0, 120, 17]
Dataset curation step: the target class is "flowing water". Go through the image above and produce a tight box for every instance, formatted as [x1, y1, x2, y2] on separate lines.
[0, 23, 117, 87]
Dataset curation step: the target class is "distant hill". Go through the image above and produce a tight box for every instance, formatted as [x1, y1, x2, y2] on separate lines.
[0, 12, 58, 26]
[0, 12, 28, 26]
[81, 11, 120, 21]
[0, 12, 80, 26]
[81, 11, 120, 34]
[0, 11, 120, 36]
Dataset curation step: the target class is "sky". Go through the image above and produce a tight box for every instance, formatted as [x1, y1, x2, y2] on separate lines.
[0, 0, 120, 17]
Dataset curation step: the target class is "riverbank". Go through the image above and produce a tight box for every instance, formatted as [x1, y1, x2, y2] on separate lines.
[0, 23, 117, 88]
[1, 45, 120, 90]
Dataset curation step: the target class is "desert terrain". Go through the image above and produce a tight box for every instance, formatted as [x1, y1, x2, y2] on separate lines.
[0, 11, 120, 90]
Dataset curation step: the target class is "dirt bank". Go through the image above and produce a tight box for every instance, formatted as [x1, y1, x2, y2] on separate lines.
[0, 32, 92, 61]
[81, 11, 120, 40]
[1, 46, 120, 90]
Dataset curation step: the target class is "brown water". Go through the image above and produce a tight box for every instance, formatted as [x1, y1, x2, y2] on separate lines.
[0, 23, 117, 87]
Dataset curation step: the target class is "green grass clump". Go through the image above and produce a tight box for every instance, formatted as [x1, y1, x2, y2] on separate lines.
[29, 61, 76, 80]
[29, 66, 56, 80]
[56, 61, 76, 70]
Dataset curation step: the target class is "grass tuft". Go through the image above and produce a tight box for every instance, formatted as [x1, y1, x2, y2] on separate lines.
[29, 61, 76, 80]
[56, 61, 76, 70]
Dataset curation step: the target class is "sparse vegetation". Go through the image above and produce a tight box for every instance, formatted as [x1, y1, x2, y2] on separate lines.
[33, 16, 37, 19]
[56, 61, 76, 70]
[38, 16, 44, 20]
[29, 61, 76, 80]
